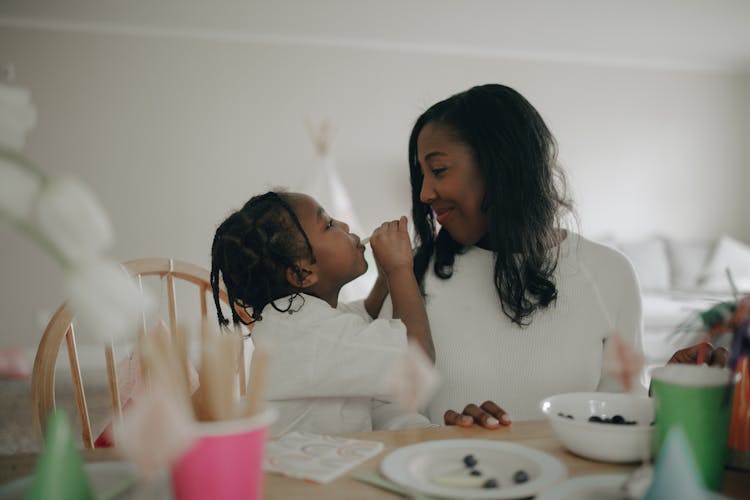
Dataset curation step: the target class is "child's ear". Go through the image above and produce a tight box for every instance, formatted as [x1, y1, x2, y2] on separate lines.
[285, 261, 318, 289]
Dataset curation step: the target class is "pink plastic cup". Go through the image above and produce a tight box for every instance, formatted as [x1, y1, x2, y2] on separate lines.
[171, 409, 276, 500]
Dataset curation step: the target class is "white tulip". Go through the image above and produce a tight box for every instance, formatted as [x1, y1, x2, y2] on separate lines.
[0, 156, 42, 222]
[34, 177, 113, 266]
[65, 259, 154, 343]
[0, 83, 37, 152]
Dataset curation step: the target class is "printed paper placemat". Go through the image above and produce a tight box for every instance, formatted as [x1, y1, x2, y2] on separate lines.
[264, 431, 384, 484]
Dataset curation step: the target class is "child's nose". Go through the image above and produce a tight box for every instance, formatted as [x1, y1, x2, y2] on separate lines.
[341, 221, 350, 232]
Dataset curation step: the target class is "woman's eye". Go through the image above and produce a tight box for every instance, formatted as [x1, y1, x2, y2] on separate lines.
[431, 167, 447, 177]
[326, 218, 334, 229]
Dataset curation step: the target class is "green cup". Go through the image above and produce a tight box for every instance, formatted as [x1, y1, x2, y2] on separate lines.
[650, 364, 733, 491]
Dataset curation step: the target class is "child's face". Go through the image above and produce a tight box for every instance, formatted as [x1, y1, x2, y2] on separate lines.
[289, 193, 368, 292]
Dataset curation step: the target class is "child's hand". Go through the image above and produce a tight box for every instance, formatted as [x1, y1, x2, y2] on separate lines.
[370, 216, 412, 277]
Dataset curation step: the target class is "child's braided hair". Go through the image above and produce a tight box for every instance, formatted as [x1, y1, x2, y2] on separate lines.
[210, 191, 315, 327]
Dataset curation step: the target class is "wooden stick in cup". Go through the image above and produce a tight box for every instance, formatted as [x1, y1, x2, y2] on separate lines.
[193, 318, 214, 421]
[198, 319, 240, 421]
[235, 323, 247, 396]
[173, 323, 196, 417]
[243, 344, 270, 418]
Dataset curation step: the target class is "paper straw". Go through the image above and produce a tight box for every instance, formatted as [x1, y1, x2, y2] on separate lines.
[243, 345, 270, 418]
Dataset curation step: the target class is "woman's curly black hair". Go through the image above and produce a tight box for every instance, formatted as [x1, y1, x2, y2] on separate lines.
[210, 191, 315, 327]
[409, 84, 574, 326]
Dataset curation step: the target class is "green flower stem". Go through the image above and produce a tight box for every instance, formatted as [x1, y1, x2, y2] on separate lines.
[0, 147, 50, 185]
[6, 216, 72, 269]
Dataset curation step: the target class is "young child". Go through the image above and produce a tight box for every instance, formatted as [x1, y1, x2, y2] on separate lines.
[210, 190, 435, 436]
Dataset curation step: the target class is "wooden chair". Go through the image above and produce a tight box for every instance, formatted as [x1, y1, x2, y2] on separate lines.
[30, 258, 246, 448]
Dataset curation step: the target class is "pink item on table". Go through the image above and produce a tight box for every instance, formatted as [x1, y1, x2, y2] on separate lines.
[115, 380, 197, 481]
[0, 347, 31, 379]
[171, 409, 276, 500]
[602, 332, 644, 392]
[94, 320, 200, 447]
[94, 399, 132, 448]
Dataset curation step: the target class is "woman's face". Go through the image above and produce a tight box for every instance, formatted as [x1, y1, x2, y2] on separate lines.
[416, 122, 488, 245]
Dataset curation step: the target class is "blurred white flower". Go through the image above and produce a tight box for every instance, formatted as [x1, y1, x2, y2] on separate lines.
[35, 177, 113, 266]
[65, 259, 154, 343]
[387, 341, 441, 414]
[2, 83, 152, 348]
[0, 83, 37, 152]
[602, 332, 644, 392]
[0, 156, 41, 222]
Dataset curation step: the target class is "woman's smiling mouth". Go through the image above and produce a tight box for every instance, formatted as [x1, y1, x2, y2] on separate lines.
[433, 207, 453, 225]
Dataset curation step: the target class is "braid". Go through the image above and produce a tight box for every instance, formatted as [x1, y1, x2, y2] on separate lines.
[210, 191, 314, 329]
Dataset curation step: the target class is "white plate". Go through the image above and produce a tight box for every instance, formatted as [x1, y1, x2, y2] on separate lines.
[535, 473, 628, 500]
[380, 439, 567, 499]
[535, 474, 730, 500]
[0, 461, 158, 500]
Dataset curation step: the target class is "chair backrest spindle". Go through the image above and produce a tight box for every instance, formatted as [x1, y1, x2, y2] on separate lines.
[104, 343, 123, 424]
[65, 323, 94, 449]
[31, 258, 239, 448]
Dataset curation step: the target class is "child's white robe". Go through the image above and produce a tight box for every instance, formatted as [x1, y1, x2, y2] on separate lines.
[252, 293, 430, 437]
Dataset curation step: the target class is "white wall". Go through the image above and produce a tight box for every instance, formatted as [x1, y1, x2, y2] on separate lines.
[748, 77, 750, 242]
[0, 26, 747, 347]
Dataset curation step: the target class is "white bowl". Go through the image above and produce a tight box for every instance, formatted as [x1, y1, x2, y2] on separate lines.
[539, 392, 654, 463]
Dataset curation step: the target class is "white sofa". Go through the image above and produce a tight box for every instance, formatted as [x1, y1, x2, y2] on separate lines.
[600, 234, 750, 382]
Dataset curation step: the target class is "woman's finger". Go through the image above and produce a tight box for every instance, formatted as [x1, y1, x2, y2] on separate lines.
[668, 344, 701, 364]
[480, 401, 511, 426]
[444, 409, 473, 427]
[668, 342, 728, 366]
[462, 403, 500, 429]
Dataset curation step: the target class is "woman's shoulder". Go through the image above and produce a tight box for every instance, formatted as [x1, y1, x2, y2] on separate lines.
[562, 232, 640, 293]
[562, 232, 635, 275]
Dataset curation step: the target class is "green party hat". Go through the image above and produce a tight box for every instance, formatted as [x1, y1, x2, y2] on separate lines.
[25, 410, 95, 500]
[644, 427, 705, 500]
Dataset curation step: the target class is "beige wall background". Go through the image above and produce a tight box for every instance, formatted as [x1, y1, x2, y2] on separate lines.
[1, 2, 749, 348]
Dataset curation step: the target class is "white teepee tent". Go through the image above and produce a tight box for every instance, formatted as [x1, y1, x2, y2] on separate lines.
[300, 119, 376, 301]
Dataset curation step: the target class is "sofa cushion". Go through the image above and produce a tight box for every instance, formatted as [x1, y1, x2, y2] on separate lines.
[666, 238, 714, 291]
[618, 237, 671, 291]
[698, 235, 750, 293]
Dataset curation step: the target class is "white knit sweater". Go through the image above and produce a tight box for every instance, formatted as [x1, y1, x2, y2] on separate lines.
[421, 232, 643, 423]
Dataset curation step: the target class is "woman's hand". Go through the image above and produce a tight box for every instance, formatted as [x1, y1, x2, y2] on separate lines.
[668, 343, 729, 367]
[443, 401, 512, 429]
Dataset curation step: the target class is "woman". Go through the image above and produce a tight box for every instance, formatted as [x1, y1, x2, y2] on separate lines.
[407, 83, 727, 428]
[407, 83, 643, 427]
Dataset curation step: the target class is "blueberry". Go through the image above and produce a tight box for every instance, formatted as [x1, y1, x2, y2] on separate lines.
[470, 469, 482, 476]
[513, 470, 529, 484]
[588, 416, 603, 423]
[611, 415, 625, 424]
[482, 478, 499, 488]
[463, 454, 478, 468]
